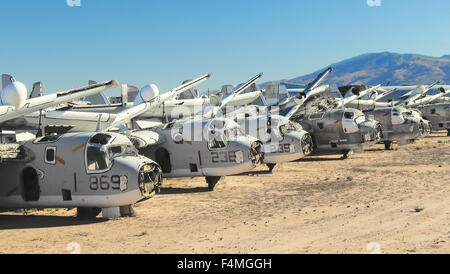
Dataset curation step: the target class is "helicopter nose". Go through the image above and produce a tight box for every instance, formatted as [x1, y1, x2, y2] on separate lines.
[250, 141, 264, 165]
[358, 122, 380, 142]
[138, 162, 162, 198]
[418, 121, 425, 135]
[371, 123, 383, 142]
[300, 133, 314, 156]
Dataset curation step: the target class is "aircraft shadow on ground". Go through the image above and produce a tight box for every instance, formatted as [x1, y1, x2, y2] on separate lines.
[364, 148, 387, 152]
[236, 170, 273, 176]
[295, 157, 343, 162]
[425, 135, 448, 138]
[0, 214, 107, 230]
[159, 187, 212, 195]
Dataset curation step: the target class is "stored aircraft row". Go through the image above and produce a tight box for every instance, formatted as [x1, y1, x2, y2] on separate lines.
[0, 68, 448, 218]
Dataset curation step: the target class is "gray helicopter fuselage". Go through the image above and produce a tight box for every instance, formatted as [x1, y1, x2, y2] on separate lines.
[349, 106, 424, 144]
[137, 117, 263, 178]
[225, 106, 313, 164]
[10, 108, 264, 180]
[417, 103, 450, 132]
[0, 132, 161, 209]
[292, 108, 381, 156]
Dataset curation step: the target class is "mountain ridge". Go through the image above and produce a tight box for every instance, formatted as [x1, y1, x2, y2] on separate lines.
[265, 52, 450, 87]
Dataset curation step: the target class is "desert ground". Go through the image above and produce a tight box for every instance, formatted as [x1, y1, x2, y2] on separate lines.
[0, 132, 449, 254]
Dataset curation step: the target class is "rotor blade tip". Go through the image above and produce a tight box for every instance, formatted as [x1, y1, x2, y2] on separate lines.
[110, 80, 119, 87]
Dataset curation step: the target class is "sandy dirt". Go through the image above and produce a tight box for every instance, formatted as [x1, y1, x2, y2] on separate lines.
[0, 132, 449, 254]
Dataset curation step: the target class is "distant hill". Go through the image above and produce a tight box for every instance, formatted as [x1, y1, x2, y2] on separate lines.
[270, 52, 450, 87]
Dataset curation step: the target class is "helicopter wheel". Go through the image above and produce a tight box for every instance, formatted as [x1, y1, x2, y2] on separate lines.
[120, 205, 136, 217]
[76, 207, 101, 219]
[384, 141, 393, 151]
[341, 150, 350, 160]
[155, 185, 161, 194]
[267, 163, 276, 173]
[206, 176, 221, 191]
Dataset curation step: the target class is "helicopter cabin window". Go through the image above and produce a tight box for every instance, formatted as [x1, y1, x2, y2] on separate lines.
[86, 146, 110, 172]
[34, 134, 60, 144]
[89, 133, 112, 145]
[45, 147, 56, 164]
[309, 113, 324, 120]
[208, 130, 228, 150]
[344, 112, 354, 119]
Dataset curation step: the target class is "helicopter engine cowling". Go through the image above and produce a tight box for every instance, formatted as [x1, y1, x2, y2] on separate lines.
[0, 81, 27, 109]
[133, 84, 160, 105]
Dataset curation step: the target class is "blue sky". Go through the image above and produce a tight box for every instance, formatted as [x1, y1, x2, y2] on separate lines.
[1, 0, 449, 95]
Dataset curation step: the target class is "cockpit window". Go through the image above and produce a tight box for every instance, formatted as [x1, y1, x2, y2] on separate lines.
[34, 134, 60, 143]
[344, 112, 354, 119]
[309, 112, 325, 120]
[107, 145, 137, 159]
[89, 133, 112, 145]
[208, 130, 228, 150]
[86, 146, 110, 171]
[279, 121, 298, 135]
[354, 115, 366, 124]
[225, 126, 245, 138]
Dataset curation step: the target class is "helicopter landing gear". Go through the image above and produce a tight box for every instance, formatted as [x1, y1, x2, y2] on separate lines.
[384, 141, 393, 151]
[267, 163, 276, 173]
[206, 176, 221, 191]
[76, 207, 101, 219]
[341, 150, 350, 160]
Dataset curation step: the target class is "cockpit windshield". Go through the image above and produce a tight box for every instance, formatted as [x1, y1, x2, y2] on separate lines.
[86, 144, 137, 172]
[87, 146, 111, 172]
[354, 115, 366, 124]
[208, 129, 228, 150]
[345, 111, 365, 124]
[279, 121, 300, 135]
[225, 126, 245, 138]
[107, 145, 138, 159]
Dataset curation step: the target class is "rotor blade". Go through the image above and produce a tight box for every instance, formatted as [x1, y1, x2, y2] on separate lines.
[407, 88, 450, 107]
[0, 80, 119, 123]
[107, 101, 152, 130]
[301, 67, 333, 97]
[350, 99, 392, 107]
[374, 87, 398, 102]
[160, 73, 213, 102]
[220, 73, 263, 108]
[339, 84, 381, 107]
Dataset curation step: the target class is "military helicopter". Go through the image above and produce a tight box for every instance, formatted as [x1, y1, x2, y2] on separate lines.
[201, 75, 314, 172]
[0, 74, 213, 134]
[133, 74, 265, 190]
[223, 105, 313, 172]
[269, 68, 383, 159]
[374, 84, 449, 136]
[0, 76, 162, 219]
[339, 85, 427, 150]
[393, 87, 450, 136]
[417, 102, 450, 136]
[156, 73, 312, 173]
[15, 74, 264, 190]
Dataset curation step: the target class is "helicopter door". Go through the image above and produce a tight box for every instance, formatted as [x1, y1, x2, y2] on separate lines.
[21, 167, 40, 201]
[391, 109, 405, 125]
[155, 147, 171, 173]
[342, 112, 359, 134]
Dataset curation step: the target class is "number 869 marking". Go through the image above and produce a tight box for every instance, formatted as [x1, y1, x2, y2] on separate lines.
[89, 175, 121, 191]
